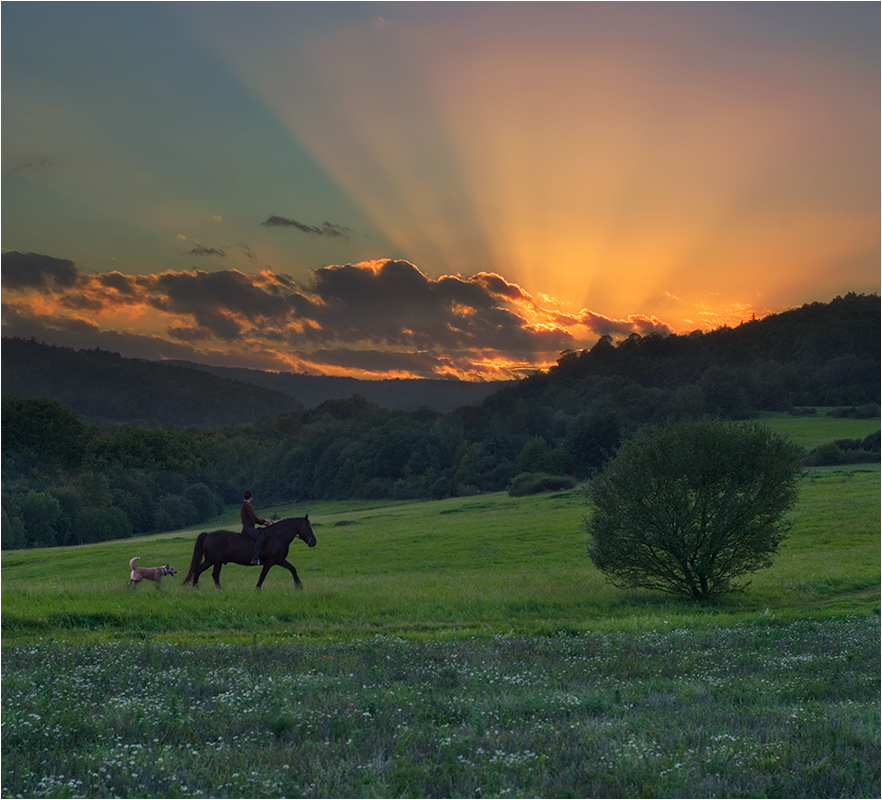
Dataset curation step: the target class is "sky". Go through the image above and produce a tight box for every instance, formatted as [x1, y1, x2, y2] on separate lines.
[2, 2, 879, 380]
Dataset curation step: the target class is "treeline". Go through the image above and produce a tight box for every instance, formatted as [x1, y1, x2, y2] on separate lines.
[2, 293, 879, 550]
[496, 292, 880, 419]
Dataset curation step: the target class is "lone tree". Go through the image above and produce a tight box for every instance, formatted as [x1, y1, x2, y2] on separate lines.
[585, 419, 802, 600]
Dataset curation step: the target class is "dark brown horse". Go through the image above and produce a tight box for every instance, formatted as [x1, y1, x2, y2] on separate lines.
[182, 516, 316, 589]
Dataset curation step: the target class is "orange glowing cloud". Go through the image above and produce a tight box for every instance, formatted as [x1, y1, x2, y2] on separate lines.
[2, 251, 697, 379]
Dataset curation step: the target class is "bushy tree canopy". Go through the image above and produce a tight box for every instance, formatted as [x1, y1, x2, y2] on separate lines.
[585, 419, 802, 600]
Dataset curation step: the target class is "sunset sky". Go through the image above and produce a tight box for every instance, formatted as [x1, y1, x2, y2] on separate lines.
[3, 2, 879, 380]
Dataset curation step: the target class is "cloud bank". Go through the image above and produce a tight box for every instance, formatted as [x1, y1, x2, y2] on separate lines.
[2, 251, 685, 379]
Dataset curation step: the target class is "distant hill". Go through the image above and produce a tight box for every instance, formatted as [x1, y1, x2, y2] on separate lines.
[166, 362, 515, 412]
[480, 292, 880, 418]
[0, 338, 514, 425]
[0, 338, 304, 427]
[2, 292, 877, 429]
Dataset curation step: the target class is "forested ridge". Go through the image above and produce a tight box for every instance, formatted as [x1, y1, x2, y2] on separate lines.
[1, 338, 304, 426]
[2, 293, 879, 550]
[165, 362, 515, 413]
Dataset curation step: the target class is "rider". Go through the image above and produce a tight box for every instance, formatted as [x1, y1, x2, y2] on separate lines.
[241, 490, 271, 565]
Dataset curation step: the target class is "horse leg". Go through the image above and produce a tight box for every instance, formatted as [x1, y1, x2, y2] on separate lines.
[280, 559, 303, 589]
[255, 563, 272, 589]
[212, 562, 223, 589]
[192, 560, 213, 588]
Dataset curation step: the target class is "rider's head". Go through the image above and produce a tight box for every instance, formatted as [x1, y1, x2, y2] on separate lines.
[243, 490, 253, 501]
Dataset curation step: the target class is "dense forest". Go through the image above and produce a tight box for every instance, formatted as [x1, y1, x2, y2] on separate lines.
[2, 293, 879, 550]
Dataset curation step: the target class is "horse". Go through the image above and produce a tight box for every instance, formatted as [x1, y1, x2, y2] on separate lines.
[182, 516, 316, 589]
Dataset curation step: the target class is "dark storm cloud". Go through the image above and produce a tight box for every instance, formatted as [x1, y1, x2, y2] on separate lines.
[2, 251, 78, 290]
[149, 269, 291, 322]
[166, 324, 208, 343]
[260, 215, 352, 239]
[97, 271, 140, 295]
[301, 260, 573, 352]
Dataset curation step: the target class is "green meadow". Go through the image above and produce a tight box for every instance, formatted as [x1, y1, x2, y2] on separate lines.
[1, 468, 880, 644]
[2, 412, 879, 797]
[757, 409, 880, 449]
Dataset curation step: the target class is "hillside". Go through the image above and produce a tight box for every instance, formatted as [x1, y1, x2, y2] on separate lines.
[0, 338, 304, 427]
[480, 292, 880, 418]
[166, 362, 514, 412]
[4, 293, 876, 428]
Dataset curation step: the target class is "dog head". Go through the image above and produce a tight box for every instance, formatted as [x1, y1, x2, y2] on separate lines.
[163, 564, 178, 577]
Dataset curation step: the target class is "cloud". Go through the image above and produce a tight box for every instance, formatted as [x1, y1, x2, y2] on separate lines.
[2, 251, 78, 290]
[9, 157, 50, 173]
[306, 347, 459, 377]
[185, 245, 225, 257]
[2, 253, 691, 379]
[234, 241, 257, 260]
[579, 310, 675, 337]
[260, 215, 353, 239]
[301, 260, 574, 354]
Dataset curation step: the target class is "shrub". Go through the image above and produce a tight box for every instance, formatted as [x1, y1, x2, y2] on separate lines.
[826, 404, 881, 419]
[803, 430, 881, 466]
[508, 472, 577, 497]
[585, 419, 802, 600]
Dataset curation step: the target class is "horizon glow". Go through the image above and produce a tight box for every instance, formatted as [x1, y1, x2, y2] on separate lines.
[2, 3, 879, 379]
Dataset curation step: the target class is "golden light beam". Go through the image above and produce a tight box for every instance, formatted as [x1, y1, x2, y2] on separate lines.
[187, 6, 879, 331]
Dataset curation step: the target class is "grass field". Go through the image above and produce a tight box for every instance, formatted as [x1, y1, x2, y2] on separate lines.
[2, 468, 879, 644]
[2, 412, 879, 797]
[757, 409, 880, 449]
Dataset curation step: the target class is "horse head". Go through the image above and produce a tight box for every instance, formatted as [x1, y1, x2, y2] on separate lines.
[298, 514, 317, 548]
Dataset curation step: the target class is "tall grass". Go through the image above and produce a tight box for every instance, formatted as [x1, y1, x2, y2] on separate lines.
[2, 618, 878, 798]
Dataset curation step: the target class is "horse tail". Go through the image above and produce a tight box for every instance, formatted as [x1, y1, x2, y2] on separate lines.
[129, 557, 140, 569]
[183, 532, 208, 584]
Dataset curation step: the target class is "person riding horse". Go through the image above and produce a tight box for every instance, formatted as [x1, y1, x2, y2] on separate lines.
[241, 490, 271, 565]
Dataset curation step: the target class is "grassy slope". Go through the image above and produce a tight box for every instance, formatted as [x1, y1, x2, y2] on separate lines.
[2, 467, 878, 644]
[2, 411, 878, 644]
[757, 410, 879, 448]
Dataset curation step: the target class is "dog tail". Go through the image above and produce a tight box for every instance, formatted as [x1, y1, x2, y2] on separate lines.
[129, 557, 140, 569]
[183, 532, 207, 584]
